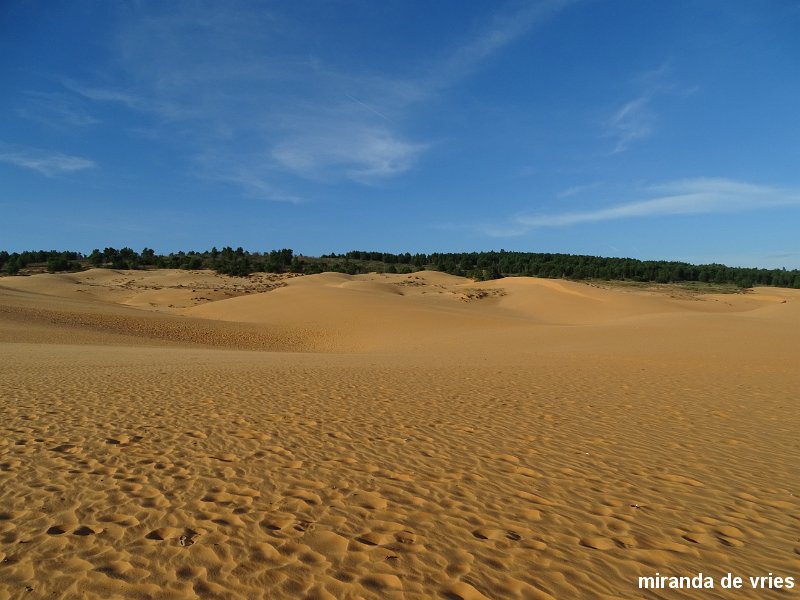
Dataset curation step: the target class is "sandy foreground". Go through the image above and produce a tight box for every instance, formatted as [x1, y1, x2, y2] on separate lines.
[1, 269, 799, 599]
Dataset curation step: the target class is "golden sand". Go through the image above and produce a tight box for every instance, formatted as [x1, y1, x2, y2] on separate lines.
[1, 269, 799, 599]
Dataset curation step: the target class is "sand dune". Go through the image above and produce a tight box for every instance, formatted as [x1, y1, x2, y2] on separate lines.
[1, 270, 799, 599]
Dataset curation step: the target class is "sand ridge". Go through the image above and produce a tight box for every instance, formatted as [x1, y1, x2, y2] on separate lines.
[1, 270, 799, 599]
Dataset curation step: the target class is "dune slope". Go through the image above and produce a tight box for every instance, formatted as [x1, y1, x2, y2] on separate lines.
[1, 270, 799, 599]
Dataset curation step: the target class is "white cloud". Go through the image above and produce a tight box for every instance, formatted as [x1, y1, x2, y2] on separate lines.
[605, 63, 689, 153]
[607, 95, 654, 153]
[471, 178, 800, 236]
[47, 1, 573, 196]
[514, 178, 800, 229]
[63, 82, 146, 110]
[192, 151, 302, 204]
[207, 169, 302, 204]
[557, 181, 604, 198]
[266, 2, 574, 185]
[430, 0, 575, 88]
[0, 147, 95, 177]
[62, 80, 197, 121]
[271, 126, 427, 183]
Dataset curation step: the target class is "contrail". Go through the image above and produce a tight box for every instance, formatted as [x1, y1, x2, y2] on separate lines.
[345, 93, 391, 121]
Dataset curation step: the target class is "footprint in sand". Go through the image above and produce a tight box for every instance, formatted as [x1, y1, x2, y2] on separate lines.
[472, 528, 500, 541]
[105, 435, 130, 445]
[356, 531, 394, 546]
[145, 527, 200, 546]
[579, 536, 616, 550]
[361, 573, 403, 591]
[260, 513, 295, 532]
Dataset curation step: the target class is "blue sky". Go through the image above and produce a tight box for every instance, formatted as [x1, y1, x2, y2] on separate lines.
[2, 1, 799, 267]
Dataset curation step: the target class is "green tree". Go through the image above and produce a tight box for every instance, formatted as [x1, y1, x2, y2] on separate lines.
[88, 249, 104, 267]
[3, 258, 20, 275]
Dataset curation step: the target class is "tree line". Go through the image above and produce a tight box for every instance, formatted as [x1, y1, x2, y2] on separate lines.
[1, 248, 799, 289]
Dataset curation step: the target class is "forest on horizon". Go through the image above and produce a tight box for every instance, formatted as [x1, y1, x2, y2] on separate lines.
[2, 247, 799, 289]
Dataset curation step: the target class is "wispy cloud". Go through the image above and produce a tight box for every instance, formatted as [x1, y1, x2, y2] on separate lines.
[192, 150, 302, 204]
[430, 0, 575, 89]
[607, 95, 655, 153]
[344, 93, 391, 121]
[557, 181, 604, 198]
[45, 1, 573, 197]
[479, 178, 800, 236]
[0, 146, 95, 177]
[62, 80, 197, 121]
[265, 1, 568, 183]
[16, 91, 100, 128]
[63, 82, 147, 111]
[605, 64, 691, 153]
[271, 125, 427, 183]
[202, 167, 302, 204]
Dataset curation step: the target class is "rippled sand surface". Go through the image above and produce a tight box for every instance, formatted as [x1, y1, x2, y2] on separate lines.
[1, 270, 799, 599]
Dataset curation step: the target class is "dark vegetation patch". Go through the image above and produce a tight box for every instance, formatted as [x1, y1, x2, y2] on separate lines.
[2, 247, 798, 289]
